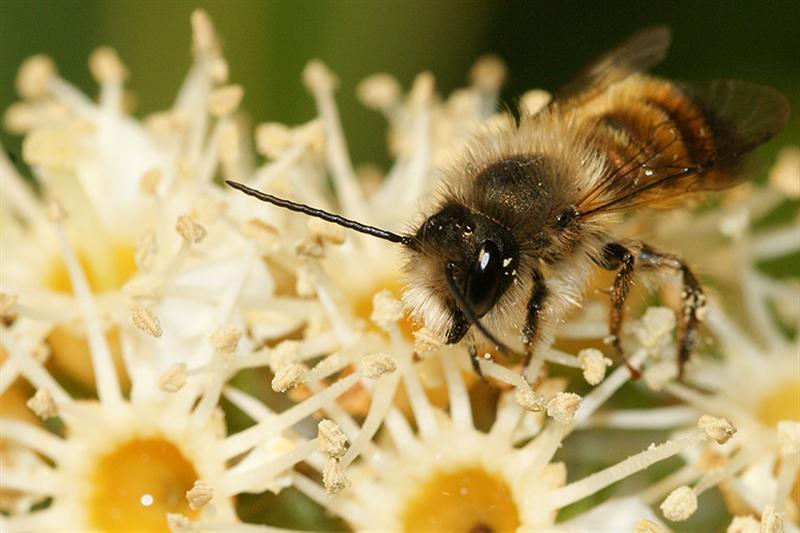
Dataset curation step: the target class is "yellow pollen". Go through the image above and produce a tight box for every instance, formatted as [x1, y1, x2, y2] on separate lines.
[757, 379, 800, 427]
[89, 438, 199, 531]
[351, 277, 418, 339]
[401, 467, 520, 533]
[46, 242, 137, 294]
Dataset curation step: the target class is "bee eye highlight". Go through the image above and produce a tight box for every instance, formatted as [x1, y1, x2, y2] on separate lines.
[465, 240, 503, 317]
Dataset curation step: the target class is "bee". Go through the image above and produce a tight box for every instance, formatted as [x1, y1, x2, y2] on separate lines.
[228, 27, 789, 378]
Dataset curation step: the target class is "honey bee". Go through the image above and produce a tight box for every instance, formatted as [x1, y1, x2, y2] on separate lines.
[228, 27, 789, 378]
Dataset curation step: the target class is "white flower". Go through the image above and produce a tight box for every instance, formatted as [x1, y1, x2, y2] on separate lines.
[0, 9, 281, 388]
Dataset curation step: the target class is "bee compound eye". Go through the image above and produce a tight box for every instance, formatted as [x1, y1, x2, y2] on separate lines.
[465, 240, 503, 317]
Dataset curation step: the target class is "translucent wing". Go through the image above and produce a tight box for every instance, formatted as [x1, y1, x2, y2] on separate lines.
[576, 79, 791, 217]
[550, 26, 672, 109]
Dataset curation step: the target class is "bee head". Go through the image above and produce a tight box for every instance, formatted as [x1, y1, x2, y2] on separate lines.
[404, 203, 520, 345]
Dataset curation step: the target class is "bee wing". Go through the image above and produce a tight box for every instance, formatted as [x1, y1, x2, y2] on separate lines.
[576, 79, 791, 217]
[549, 26, 672, 110]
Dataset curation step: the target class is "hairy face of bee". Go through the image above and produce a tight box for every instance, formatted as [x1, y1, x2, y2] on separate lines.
[405, 203, 520, 344]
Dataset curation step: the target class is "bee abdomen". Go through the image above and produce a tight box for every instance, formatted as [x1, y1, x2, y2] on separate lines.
[589, 78, 726, 192]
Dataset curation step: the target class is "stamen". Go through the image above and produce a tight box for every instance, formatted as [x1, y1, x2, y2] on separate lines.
[221, 373, 360, 459]
[441, 351, 473, 431]
[340, 370, 401, 468]
[221, 439, 317, 496]
[50, 212, 122, 404]
[550, 429, 709, 508]
[302, 60, 367, 221]
[0, 419, 67, 459]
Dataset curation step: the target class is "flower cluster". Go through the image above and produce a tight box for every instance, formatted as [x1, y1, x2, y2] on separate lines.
[1, 10, 797, 533]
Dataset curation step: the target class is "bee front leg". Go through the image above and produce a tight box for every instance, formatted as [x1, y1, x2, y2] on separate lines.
[467, 343, 484, 380]
[522, 268, 549, 370]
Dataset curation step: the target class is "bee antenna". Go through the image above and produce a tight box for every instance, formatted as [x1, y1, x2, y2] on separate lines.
[226, 180, 414, 247]
[444, 262, 521, 358]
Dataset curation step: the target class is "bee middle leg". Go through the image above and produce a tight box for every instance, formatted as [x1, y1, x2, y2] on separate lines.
[600, 241, 706, 378]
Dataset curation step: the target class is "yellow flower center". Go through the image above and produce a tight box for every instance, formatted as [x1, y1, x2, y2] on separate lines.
[46, 242, 136, 294]
[46, 324, 130, 393]
[401, 467, 521, 533]
[89, 438, 199, 531]
[757, 379, 800, 427]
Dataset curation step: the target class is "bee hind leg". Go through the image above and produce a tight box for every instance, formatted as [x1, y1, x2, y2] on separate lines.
[600, 241, 706, 379]
[637, 243, 706, 379]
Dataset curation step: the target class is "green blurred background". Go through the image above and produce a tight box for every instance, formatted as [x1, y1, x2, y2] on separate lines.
[1, 0, 798, 168]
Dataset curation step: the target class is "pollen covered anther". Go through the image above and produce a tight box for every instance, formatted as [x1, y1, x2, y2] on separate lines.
[546, 392, 582, 423]
[760, 505, 784, 533]
[361, 352, 397, 379]
[308, 218, 345, 245]
[131, 304, 163, 338]
[17, 54, 56, 99]
[322, 457, 350, 495]
[159, 363, 188, 393]
[357, 73, 401, 111]
[135, 230, 157, 270]
[209, 85, 244, 117]
[371, 290, 405, 330]
[176, 215, 207, 243]
[186, 480, 213, 510]
[89, 46, 128, 84]
[469, 54, 507, 93]
[318, 419, 348, 459]
[660, 485, 698, 522]
[255, 122, 292, 159]
[0, 292, 19, 315]
[515, 386, 547, 412]
[303, 60, 338, 92]
[209, 326, 241, 354]
[578, 348, 612, 385]
[697, 414, 737, 444]
[26, 388, 58, 419]
[139, 168, 162, 195]
[271, 363, 308, 392]
[166, 513, 194, 533]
